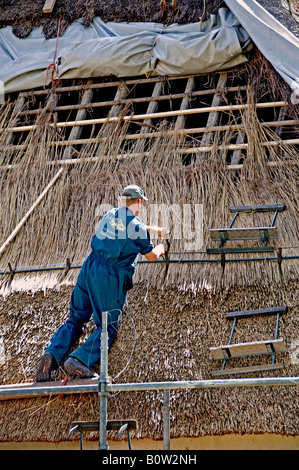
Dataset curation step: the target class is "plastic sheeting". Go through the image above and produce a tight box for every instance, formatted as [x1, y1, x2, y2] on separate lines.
[226, 0, 299, 103]
[0, 8, 251, 94]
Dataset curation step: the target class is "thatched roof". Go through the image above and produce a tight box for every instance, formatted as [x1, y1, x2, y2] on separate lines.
[0, 0, 298, 446]
[0, 281, 298, 442]
[0, 65, 298, 291]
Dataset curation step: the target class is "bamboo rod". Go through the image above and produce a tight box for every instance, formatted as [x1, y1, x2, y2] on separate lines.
[0, 167, 64, 258]
[0, 152, 298, 172]
[18, 71, 229, 97]
[1, 119, 298, 151]
[178, 138, 299, 154]
[17, 86, 249, 117]
[113, 139, 299, 160]
[1, 102, 288, 134]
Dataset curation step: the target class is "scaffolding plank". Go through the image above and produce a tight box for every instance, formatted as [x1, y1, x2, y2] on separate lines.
[210, 338, 287, 360]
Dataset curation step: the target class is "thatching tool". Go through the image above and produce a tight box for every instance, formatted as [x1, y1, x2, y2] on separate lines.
[58, 257, 71, 283]
[162, 232, 171, 282]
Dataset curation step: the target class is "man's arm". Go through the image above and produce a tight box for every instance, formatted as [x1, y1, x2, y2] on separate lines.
[144, 244, 165, 262]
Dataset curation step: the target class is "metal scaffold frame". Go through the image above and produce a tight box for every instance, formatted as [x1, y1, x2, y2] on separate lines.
[0, 247, 299, 277]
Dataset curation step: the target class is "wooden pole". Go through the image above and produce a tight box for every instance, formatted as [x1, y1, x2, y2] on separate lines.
[0, 167, 64, 258]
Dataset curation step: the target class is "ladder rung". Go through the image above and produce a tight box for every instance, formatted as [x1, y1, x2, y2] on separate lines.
[211, 362, 284, 377]
[225, 306, 288, 319]
[210, 338, 287, 360]
[230, 204, 286, 213]
[71, 419, 137, 432]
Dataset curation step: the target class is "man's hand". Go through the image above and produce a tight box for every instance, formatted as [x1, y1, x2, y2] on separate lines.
[144, 243, 165, 262]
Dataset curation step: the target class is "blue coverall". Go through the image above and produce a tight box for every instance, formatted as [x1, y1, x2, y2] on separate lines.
[45, 206, 153, 368]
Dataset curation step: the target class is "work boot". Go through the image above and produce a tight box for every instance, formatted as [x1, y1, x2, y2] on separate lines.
[64, 356, 95, 379]
[36, 354, 56, 382]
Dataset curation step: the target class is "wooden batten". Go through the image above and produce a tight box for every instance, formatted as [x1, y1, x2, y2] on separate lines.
[43, 0, 56, 14]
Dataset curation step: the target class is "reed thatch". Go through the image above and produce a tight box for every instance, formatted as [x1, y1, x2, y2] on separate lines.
[0, 72, 298, 443]
[0, 1, 298, 445]
[0, 280, 298, 442]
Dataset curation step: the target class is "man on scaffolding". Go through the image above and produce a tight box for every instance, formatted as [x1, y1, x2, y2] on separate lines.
[36, 185, 166, 382]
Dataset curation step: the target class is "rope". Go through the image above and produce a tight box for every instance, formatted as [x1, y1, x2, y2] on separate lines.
[44, 18, 61, 89]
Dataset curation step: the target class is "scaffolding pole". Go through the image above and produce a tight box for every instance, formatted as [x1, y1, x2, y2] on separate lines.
[108, 376, 299, 391]
[99, 310, 109, 450]
[163, 389, 171, 450]
[0, 375, 298, 400]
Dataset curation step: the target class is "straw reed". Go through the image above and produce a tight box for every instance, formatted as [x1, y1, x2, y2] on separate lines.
[0, 279, 298, 441]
